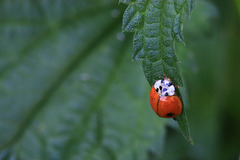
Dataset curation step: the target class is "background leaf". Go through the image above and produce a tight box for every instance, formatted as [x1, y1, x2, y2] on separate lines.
[0, 1, 167, 159]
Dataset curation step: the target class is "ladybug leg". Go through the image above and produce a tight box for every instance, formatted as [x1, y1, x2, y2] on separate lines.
[173, 117, 177, 121]
[163, 72, 166, 78]
[157, 73, 164, 79]
[157, 72, 167, 79]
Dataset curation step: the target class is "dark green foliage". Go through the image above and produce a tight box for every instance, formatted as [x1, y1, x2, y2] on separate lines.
[1, 0, 239, 159]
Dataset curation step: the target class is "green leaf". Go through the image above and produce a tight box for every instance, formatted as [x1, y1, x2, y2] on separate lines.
[122, 0, 187, 86]
[121, 0, 195, 144]
[175, 88, 194, 144]
[0, 0, 167, 159]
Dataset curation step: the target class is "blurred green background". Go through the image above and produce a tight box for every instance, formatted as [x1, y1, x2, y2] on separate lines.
[0, 0, 239, 160]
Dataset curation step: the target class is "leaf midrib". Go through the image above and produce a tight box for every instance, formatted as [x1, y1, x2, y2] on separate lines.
[60, 35, 132, 160]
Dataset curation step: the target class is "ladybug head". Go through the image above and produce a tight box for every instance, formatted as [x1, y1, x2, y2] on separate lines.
[153, 78, 176, 97]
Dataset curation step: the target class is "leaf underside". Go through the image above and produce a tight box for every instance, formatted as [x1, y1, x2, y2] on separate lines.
[121, 0, 195, 144]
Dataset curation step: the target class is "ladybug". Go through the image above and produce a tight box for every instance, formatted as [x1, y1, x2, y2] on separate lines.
[150, 77, 182, 118]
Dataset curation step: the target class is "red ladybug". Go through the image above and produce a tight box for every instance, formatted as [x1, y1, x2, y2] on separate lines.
[149, 78, 182, 118]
